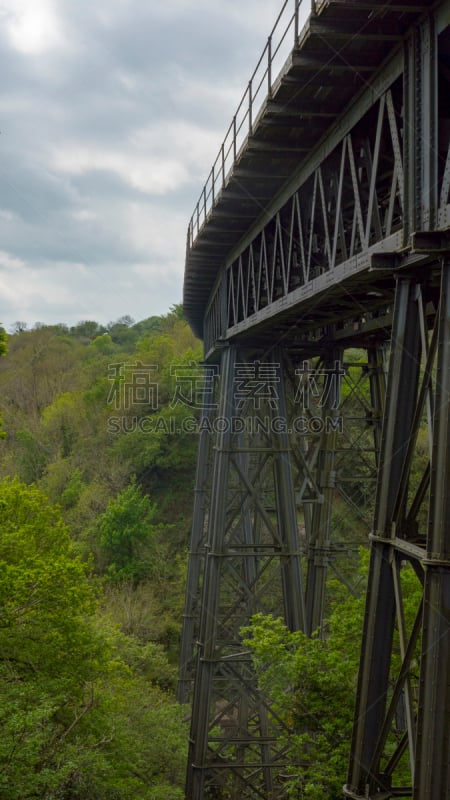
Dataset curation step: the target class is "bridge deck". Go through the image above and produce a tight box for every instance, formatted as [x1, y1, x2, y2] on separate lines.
[183, 0, 433, 339]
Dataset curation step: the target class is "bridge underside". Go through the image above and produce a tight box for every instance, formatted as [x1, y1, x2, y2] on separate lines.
[180, 2, 450, 798]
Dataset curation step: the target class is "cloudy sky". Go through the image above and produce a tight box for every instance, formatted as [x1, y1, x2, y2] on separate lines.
[0, 0, 284, 331]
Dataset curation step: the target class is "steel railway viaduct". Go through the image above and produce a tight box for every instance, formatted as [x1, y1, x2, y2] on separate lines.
[178, 1, 450, 798]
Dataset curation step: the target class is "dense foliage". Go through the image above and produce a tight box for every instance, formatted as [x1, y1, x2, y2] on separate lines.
[0, 309, 201, 798]
[0, 477, 187, 799]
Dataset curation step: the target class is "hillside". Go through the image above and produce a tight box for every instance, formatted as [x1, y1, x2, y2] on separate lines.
[0, 308, 202, 799]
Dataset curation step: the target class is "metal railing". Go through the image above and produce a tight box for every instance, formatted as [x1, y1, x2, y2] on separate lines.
[187, 0, 315, 251]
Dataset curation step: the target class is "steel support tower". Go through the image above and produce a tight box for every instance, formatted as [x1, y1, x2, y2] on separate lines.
[179, 1, 450, 798]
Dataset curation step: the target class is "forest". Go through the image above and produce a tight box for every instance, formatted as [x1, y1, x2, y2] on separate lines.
[0, 312, 425, 799]
[0, 309, 200, 799]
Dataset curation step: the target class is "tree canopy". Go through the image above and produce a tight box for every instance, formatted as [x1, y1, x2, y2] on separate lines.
[0, 312, 200, 798]
[0, 476, 188, 799]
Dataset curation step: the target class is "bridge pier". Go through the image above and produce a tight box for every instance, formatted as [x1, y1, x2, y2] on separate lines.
[180, 340, 385, 798]
[345, 262, 450, 799]
[183, 345, 305, 799]
[347, 277, 423, 798]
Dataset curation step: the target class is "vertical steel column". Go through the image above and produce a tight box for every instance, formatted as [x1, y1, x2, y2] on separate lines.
[404, 15, 438, 240]
[305, 349, 342, 636]
[186, 345, 235, 800]
[419, 16, 437, 231]
[272, 347, 306, 634]
[346, 278, 422, 797]
[178, 373, 217, 705]
[404, 25, 418, 241]
[367, 345, 387, 461]
[414, 260, 450, 799]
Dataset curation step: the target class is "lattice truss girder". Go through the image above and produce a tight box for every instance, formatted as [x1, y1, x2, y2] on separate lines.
[220, 81, 406, 338]
[204, 17, 450, 352]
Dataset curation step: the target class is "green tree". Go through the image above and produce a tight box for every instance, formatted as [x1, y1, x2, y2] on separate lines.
[243, 601, 362, 799]
[243, 557, 423, 799]
[0, 477, 188, 799]
[0, 324, 6, 438]
[93, 481, 163, 583]
[0, 477, 103, 797]
[70, 320, 105, 340]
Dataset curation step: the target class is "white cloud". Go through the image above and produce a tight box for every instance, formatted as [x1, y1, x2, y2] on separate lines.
[50, 110, 224, 197]
[0, 260, 71, 313]
[1, 0, 65, 55]
[0, 250, 25, 270]
[71, 209, 98, 222]
[52, 145, 189, 196]
[0, 210, 18, 223]
[124, 201, 186, 261]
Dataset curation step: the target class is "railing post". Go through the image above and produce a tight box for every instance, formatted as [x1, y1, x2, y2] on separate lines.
[233, 116, 237, 161]
[248, 81, 253, 135]
[221, 143, 225, 186]
[203, 186, 207, 220]
[212, 165, 215, 205]
[294, 0, 299, 42]
[268, 36, 272, 98]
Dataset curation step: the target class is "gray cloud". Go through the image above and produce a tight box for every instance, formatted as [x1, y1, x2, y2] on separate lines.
[0, 0, 282, 330]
